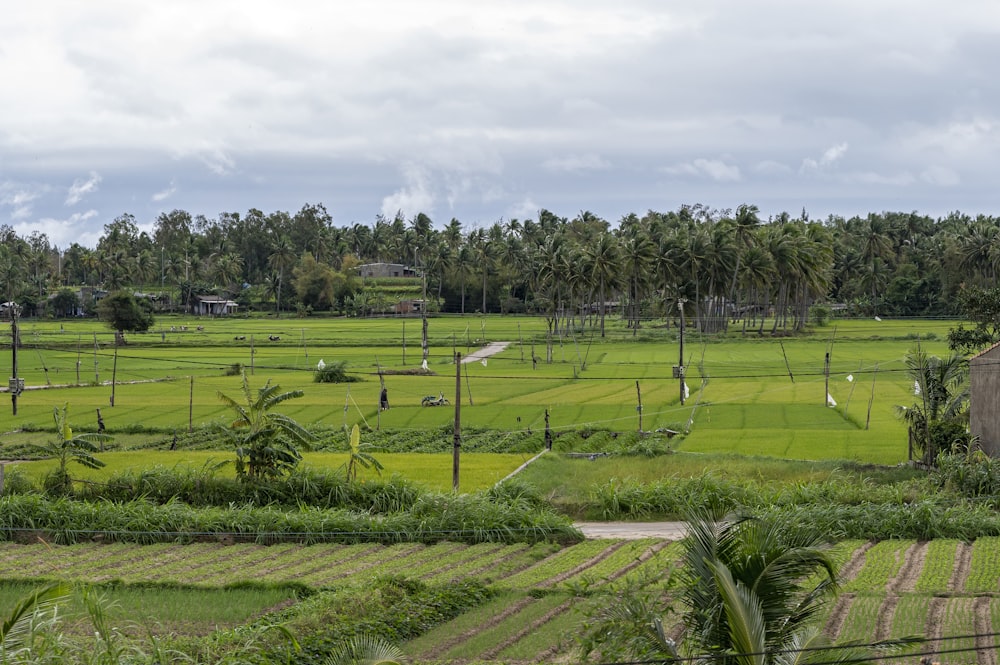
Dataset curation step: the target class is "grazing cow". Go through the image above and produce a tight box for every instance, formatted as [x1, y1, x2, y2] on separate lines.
[196, 326, 204, 331]
[234, 335, 246, 341]
[268, 335, 280, 341]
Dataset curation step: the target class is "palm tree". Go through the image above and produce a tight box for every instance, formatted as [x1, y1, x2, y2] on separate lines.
[895, 346, 969, 465]
[583, 232, 620, 337]
[268, 237, 296, 317]
[618, 224, 656, 334]
[727, 204, 761, 326]
[679, 509, 837, 663]
[582, 509, 903, 665]
[860, 216, 893, 316]
[216, 373, 316, 480]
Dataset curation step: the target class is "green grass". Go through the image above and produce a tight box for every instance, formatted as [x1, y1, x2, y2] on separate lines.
[0, 582, 294, 637]
[3, 316, 960, 467]
[10, 451, 530, 493]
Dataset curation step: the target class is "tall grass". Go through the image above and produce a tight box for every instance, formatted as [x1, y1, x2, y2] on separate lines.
[0, 491, 582, 546]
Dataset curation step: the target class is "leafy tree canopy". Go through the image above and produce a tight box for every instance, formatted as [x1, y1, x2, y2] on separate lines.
[96, 290, 154, 333]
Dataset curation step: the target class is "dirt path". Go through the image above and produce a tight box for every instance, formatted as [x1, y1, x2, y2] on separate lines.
[461, 342, 510, 364]
[575, 522, 687, 540]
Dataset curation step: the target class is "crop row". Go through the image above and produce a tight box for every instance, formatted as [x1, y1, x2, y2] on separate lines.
[965, 536, 1000, 592]
[914, 539, 959, 592]
[499, 540, 623, 588]
[842, 540, 910, 593]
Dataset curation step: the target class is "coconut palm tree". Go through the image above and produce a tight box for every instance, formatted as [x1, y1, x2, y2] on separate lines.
[217, 373, 316, 480]
[268, 236, 297, 317]
[583, 232, 620, 337]
[582, 509, 905, 665]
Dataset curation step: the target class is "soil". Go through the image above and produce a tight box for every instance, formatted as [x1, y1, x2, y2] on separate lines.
[889, 541, 927, 593]
[824, 593, 855, 638]
[975, 596, 996, 665]
[837, 541, 874, 584]
[950, 541, 973, 592]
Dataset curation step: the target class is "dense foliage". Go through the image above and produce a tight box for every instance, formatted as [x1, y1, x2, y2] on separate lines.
[4, 205, 997, 331]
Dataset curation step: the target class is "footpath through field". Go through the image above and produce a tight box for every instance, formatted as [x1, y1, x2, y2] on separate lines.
[575, 522, 687, 540]
[461, 341, 510, 363]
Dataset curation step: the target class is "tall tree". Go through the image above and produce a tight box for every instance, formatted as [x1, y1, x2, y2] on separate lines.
[267, 237, 296, 317]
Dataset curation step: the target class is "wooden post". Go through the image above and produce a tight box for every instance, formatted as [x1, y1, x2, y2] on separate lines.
[76, 335, 81, 384]
[375, 355, 386, 432]
[110, 344, 118, 407]
[779, 340, 795, 383]
[453, 352, 462, 492]
[636, 380, 643, 432]
[464, 362, 474, 406]
[545, 409, 552, 450]
[518, 323, 524, 362]
[824, 352, 830, 406]
[402, 320, 406, 365]
[93, 332, 99, 383]
[865, 363, 878, 430]
[301, 329, 308, 359]
[250, 335, 255, 375]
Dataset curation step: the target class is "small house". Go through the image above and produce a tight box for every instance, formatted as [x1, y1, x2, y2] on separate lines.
[194, 295, 238, 316]
[357, 263, 418, 279]
[394, 299, 425, 315]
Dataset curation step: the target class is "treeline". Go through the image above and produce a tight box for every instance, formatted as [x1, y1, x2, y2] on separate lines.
[1, 203, 994, 331]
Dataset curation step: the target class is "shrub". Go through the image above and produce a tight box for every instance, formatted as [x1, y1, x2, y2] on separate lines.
[935, 451, 1000, 502]
[224, 362, 244, 376]
[314, 361, 361, 383]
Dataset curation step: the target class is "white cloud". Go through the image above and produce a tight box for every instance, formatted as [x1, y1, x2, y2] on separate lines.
[65, 171, 102, 205]
[381, 163, 435, 219]
[0, 183, 41, 220]
[14, 210, 99, 247]
[801, 143, 848, 172]
[664, 158, 741, 182]
[152, 180, 177, 202]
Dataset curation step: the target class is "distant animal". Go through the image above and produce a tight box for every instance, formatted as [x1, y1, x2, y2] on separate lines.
[268, 335, 280, 341]
[234, 335, 246, 341]
[196, 326, 204, 331]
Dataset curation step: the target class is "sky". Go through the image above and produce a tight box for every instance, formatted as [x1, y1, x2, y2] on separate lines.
[2, 1, 999, 248]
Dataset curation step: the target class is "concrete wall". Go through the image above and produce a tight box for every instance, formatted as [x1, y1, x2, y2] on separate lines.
[970, 345, 1000, 457]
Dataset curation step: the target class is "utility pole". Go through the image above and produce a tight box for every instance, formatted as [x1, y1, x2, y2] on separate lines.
[453, 352, 462, 492]
[9, 304, 23, 416]
[676, 297, 687, 405]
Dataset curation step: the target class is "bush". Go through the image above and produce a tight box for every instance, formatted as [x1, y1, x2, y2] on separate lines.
[224, 362, 244, 376]
[934, 451, 1000, 502]
[314, 361, 361, 383]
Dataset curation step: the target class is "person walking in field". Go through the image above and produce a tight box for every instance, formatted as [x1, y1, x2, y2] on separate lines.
[380, 387, 390, 411]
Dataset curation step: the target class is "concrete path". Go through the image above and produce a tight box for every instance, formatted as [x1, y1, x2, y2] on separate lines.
[575, 521, 688, 540]
[460, 341, 510, 364]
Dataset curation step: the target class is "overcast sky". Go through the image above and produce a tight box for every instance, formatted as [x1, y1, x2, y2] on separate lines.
[2, 1, 998, 248]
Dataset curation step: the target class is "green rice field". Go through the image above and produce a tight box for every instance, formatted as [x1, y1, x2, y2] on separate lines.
[2, 315, 955, 465]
